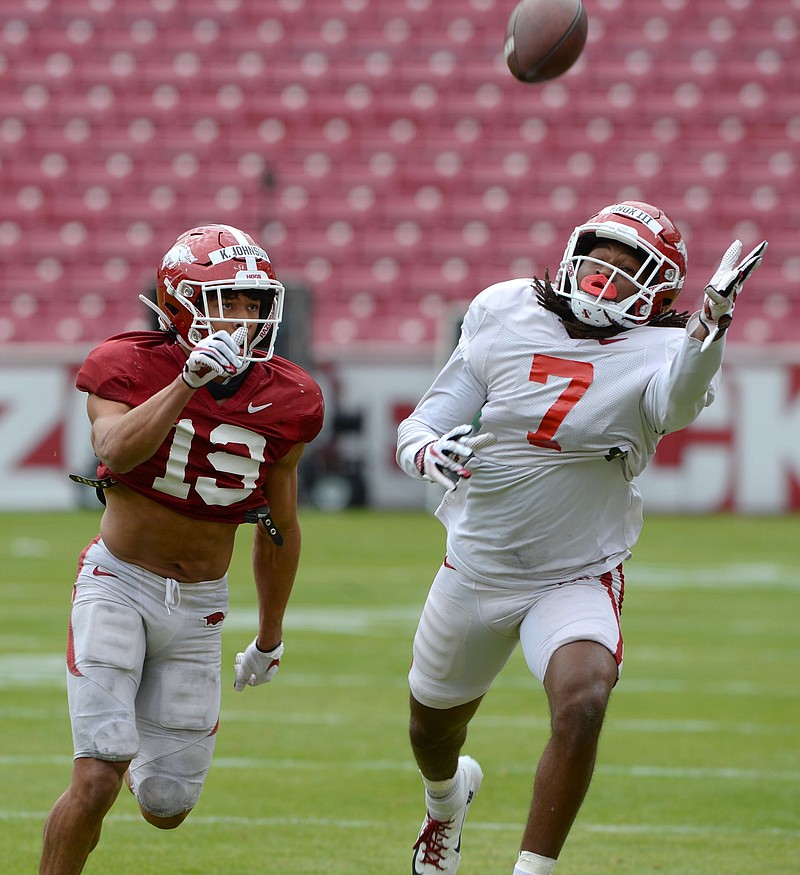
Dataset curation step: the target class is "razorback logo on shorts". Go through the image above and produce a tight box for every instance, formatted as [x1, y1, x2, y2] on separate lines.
[203, 611, 226, 626]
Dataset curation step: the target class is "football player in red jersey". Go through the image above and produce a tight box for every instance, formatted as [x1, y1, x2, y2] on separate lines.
[39, 225, 324, 875]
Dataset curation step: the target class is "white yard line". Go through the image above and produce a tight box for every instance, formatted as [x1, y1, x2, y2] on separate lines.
[1, 808, 799, 839]
[1, 753, 798, 784]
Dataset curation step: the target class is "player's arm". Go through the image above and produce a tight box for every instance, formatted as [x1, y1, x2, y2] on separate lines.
[252, 441, 305, 649]
[641, 329, 724, 436]
[87, 380, 196, 474]
[397, 344, 491, 485]
[88, 330, 247, 473]
[643, 239, 768, 435]
[233, 442, 306, 691]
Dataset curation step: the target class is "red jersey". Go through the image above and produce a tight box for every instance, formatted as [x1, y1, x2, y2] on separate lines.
[76, 331, 324, 523]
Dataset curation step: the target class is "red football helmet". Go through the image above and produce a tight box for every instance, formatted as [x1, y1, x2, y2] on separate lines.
[145, 224, 285, 361]
[555, 201, 687, 329]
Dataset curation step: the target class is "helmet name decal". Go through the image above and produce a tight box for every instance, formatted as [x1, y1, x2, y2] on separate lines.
[604, 203, 664, 235]
[209, 244, 269, 264]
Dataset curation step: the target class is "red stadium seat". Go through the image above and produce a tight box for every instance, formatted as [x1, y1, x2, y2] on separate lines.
[0, 0, 796, 352]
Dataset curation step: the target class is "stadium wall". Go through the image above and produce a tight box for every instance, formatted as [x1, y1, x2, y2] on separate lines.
[0, 346, 798, 514]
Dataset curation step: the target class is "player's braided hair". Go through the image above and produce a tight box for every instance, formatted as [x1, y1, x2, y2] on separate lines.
[533, 271, 690, 338]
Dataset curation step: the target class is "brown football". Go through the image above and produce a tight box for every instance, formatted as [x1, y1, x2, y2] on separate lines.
[504, 0, 588, 83]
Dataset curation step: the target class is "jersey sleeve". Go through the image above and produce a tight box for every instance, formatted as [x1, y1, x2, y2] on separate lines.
[396, 285, 525, 479]
[76, 344, 138, 404]
[641, 314, 724, 435]
[298, 397, 325, 444]
[458, 294, 493, 381]
[254, 357, 325, 449]
[396, 341, 488, 479]
[76, 333, 178, 406]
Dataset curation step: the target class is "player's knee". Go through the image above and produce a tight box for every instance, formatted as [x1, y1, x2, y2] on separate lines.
[552, 681, 611, 742]
[140, 804, 192, 830]
[409, 696, 475, 752]
[409, 711, 443, 751]
[72, 758, 129, 813]
[136, 775, 200, 824]
[130, 729, 213, 826]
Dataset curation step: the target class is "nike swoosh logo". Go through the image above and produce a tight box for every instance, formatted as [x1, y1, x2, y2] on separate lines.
[598, 337, 627, 345]
[248, 402, 273, 413]
[454, 790, 475, 854]
[92, 566, 118, 578]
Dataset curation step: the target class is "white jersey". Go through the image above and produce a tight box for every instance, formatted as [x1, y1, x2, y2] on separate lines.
[397, 279, 724, 587]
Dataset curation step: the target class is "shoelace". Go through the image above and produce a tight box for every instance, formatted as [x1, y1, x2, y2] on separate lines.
[413, 816, 453, 869]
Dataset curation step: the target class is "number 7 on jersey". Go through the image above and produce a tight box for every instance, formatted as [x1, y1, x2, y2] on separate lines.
[526, 355, 594, 451]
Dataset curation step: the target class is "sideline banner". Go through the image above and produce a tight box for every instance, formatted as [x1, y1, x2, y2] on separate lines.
[636, 359, 800, 512]
[0, 358, 92, 510]
[0, 349, 798, 513]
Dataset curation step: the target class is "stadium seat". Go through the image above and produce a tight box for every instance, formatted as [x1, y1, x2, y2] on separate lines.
[0, 0, 796, 353]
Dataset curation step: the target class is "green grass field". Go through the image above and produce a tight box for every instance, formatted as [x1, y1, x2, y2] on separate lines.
[2, 510, 799, 874]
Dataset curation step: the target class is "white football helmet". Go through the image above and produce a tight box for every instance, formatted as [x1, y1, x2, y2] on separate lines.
[555, 201, 688, 329]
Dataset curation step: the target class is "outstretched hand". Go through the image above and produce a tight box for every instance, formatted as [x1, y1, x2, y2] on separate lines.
[700, 240, 767, 351]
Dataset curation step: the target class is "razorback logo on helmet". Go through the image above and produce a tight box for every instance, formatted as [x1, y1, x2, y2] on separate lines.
[208, 244, 269, 264]
[161, 243, 196, 269]
[203, 611, 226, 626]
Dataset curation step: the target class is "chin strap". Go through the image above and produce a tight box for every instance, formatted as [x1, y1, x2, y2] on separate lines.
[138, 294, 172, 331]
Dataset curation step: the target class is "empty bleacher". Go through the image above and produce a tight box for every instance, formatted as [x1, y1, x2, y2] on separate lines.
[0, 0, 797, 354]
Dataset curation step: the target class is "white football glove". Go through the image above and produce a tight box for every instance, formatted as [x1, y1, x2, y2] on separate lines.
[182, 327, 248, 388]
[417, 424, 497, 491]
[700, 240, 767, 351]
[233, 638, 284, 691]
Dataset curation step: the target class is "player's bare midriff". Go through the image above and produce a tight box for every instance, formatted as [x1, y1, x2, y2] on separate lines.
[100, 484, 238, 582]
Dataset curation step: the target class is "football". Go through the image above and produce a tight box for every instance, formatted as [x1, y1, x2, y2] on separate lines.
[504, 0, 588, 83]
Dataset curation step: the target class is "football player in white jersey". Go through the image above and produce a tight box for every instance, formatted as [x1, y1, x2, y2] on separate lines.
[397, 202, 766, 875]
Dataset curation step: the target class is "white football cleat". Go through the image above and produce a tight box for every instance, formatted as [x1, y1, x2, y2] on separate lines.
[412, 756, 483, 873]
